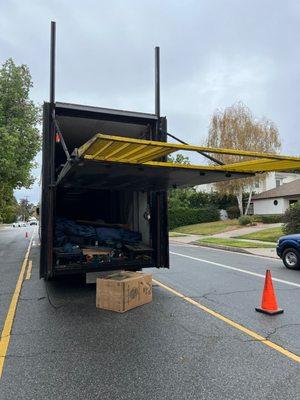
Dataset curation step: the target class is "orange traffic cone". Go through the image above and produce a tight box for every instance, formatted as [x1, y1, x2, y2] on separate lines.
[25, 231, 28, 238]
[55, 132, 60, 143]
[255, 270, 283, 315]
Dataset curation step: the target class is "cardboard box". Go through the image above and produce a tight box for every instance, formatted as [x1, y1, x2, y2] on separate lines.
[96, 271, 152, 312]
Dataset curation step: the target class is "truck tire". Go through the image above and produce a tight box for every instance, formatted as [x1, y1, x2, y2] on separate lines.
[282, 248, 300, 270]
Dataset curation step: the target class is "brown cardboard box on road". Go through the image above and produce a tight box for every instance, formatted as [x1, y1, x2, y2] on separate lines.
[96, 271, 152, 312]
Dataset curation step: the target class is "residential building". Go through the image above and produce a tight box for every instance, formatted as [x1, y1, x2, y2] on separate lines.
[197, 172, 300, 194]
[252, 179, 300, 215]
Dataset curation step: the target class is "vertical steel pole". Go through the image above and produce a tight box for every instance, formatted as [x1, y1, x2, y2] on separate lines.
[50, 21, 56, 106]
[154, 46, 162, 267]
[155, 46, 160, 138]
[49, 21, 56, 184]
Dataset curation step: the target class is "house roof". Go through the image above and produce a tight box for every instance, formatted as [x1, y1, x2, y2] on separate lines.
[252, 179, 300, 200]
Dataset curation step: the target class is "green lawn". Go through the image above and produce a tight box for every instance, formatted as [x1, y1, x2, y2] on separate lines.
[171, 219, 241, 235]
[197, 237, 276, 248]
[237, 226, 283, 243]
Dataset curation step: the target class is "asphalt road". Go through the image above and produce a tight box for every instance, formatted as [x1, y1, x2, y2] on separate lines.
[0, 228, 299, 399]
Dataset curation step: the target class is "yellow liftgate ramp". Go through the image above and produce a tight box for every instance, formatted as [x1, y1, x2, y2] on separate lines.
[79, 133, 300, 172]
[57, 134, 300, 191]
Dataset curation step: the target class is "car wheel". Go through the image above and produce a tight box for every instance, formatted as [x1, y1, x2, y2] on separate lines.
[282, 248, 300, 270]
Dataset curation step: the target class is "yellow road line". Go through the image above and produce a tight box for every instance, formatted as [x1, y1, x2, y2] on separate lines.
[25, 260, 33, 280]
[153, 279, 300, 364]
[0, 234, 34, 377]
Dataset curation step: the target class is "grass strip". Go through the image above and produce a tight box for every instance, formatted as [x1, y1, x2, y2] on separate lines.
[237, 226, 283, 242]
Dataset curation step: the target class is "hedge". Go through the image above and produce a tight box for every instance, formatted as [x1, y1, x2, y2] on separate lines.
[239, 216, 252, 225]
[169, 207, 220, 230]
[238, 214, 283, 225]
[252, 214, 283, 224]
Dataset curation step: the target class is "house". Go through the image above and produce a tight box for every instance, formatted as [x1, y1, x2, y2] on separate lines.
[252, 179, 300, 215]
[197, 171, 300, 194]
[252, 171, 300, 194]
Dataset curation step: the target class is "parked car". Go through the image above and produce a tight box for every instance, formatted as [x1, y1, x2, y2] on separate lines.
[276, 234, 300, 269]
[12, 221, 27, 228]
[29, 218, 38, 226]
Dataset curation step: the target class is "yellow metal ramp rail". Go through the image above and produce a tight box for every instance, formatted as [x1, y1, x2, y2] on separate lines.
[78, 134, 300, 173]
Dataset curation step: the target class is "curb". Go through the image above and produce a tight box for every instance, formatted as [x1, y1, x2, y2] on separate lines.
[191, 241, 252, 254]
[191, 241, 279, 259]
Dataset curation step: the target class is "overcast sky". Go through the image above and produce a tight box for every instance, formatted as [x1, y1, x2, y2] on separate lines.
[1, 0, 300, 203]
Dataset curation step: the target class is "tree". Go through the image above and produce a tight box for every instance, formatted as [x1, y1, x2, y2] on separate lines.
[0, 186, 19, 223]
[206, 102, 281, 215]
[18, 198, 34, 221]
[0, 58, 41, 218]
[168, 153, 190, 165]
[167, 153, 193, 209]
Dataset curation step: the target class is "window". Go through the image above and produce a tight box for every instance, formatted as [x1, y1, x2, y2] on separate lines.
[275, 179, 281, 188]
[289, 200, 298, 207]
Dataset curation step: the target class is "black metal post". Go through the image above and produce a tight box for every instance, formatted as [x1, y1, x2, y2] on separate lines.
[50, 21, 56, 106]
[49, 21, 56, 184]
[155, 46, 160, 138]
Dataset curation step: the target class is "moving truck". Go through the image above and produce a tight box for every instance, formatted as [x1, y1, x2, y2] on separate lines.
[40, 102, 170, 279]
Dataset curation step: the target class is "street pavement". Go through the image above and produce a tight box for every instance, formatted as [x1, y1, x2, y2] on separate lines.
[0, 227, 299, 399]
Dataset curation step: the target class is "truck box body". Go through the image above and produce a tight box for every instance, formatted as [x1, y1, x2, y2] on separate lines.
[40, 102, 169, 279]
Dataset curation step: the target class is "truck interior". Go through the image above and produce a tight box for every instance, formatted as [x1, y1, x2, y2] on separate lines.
[49, 102, 167, 275]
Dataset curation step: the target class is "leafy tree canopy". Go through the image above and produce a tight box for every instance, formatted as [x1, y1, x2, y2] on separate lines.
[0, 58, 41, 192]
[206, 102, 281, 215]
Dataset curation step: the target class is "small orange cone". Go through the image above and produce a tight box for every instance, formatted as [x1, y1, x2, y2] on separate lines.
[255, 270, 283, 315]
[55, 132, 60, 143]
[25, 231, 28, 238]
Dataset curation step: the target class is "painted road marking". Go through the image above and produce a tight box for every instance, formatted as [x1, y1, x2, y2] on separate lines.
[25, 260, 33, 280]
[0, 233, 34, 377]
[153, 278, 300, 363]
[170, 251, 300, 288]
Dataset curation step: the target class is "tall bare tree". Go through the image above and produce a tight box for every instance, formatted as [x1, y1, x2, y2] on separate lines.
[206, 102, 281, 215]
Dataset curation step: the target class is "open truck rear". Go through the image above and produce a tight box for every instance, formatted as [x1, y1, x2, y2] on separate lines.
[40, 102, 170, 278]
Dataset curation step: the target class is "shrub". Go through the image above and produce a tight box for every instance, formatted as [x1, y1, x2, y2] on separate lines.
[169, 207, 220, 230]
[251, 215, 263, 223]
[283, 204, 300, 235]
[227, 206, 240, 219]
[260, 215, 283, 224]
[238, 215, 253, 225]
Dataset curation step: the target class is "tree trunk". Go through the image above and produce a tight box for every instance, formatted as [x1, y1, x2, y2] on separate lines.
[236, 189, 244, 216]
[244, 188, 253, 216]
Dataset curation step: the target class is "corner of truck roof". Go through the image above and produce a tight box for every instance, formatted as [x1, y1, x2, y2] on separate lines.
[54, 101, 158, 121]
